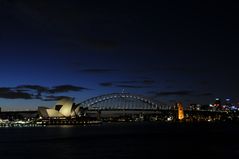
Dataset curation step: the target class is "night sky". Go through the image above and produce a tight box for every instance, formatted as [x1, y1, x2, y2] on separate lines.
[0, 0, 238, 110]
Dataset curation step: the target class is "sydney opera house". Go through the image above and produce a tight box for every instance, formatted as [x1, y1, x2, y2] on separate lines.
[38, 99, 80, 119]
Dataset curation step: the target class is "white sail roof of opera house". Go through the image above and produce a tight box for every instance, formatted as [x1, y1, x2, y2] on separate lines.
[57, 99, 74, 117]
[46, 109, 64, 118]
[38, 99, 80, 118]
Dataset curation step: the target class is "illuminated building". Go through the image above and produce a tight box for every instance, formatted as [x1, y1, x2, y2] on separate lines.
[188, 104, 201, 111]
[225, 98, 232, 107]
[213, 98, 221, 107]
[38, 99, 80, 118]
[177, 102, 184, 120]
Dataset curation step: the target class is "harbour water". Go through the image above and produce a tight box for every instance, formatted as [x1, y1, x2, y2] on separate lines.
[0, 122, 239, 159]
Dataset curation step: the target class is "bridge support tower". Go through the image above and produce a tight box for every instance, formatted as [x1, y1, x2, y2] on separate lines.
[177, 102, 184, 120]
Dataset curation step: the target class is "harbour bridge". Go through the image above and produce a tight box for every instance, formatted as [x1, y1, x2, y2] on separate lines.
[78, 93, 229, 122]
[79, 93, 171, 110]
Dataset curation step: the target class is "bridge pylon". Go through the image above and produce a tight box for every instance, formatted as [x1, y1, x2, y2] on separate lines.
[177, 102, 184, 120]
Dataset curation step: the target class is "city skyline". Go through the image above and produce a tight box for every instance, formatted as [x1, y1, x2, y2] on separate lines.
[0, 1, 239, 110]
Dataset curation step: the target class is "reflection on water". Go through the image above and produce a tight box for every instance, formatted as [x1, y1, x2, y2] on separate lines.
[0, 122, 239, 159]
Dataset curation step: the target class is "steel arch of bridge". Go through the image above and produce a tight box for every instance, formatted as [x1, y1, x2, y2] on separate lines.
[80, 93, 168, 110]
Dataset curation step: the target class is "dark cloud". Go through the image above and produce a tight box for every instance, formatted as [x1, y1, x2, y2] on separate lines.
[116, 85, 150, 89]
[49, 85, 87, 94]
[197, 93, 213, 97]
[100, 79, 156, 88]
[43, 95, 74, 101]
[0, 84, 88, 100]
[99, 82, 113, 87]
[16, 84, 87, 94]
[0, 87, 11, 92]
[150, 91, 213, 99]
[142, 80, 155, 85]
[115, 79, 155, 85]
[162, 67, 210, 74]
[134, 65, 211, 75]
[150, 90, 193, 97]
[16, 85, 49, 94]
[117, 80, 138, 84]
[81, 69, 118, 73]
[0, 87, 33, 99]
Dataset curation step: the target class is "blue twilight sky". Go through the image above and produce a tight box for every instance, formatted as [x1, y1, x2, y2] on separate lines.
[0, 0, 239, 110]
